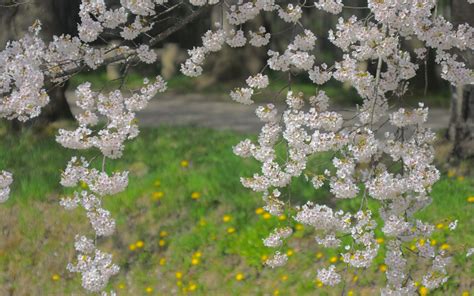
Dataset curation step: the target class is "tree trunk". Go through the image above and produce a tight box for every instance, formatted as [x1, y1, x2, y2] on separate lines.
[448, 1, 474, 159]
[0, 0, 80, 127]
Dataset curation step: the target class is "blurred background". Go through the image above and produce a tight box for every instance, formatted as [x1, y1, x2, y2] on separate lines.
[0, 0, 473, 295]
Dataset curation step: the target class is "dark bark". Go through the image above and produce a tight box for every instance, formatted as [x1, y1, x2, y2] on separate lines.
[448, 1, 474, 159]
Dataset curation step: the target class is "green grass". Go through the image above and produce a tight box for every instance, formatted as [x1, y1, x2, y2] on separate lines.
[0, 125, 472, 295]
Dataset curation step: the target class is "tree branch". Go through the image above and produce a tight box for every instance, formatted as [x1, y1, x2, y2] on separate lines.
[48, 6, 208, 81]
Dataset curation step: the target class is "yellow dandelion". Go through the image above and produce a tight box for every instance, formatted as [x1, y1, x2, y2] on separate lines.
[273, 289, 280, 296]
[191, 192, 201, 200]
[159, 239, 166, 247]
[348, 290, 354, 296]
[295, 224, 304, 231]
[160, 230, 168, 238]
[129, 243, 137, 251]
[261, 254, 268, 262]
[315, 279, 324, 288]
[159, 258, 166, 266]
[418, 239, 425, 246]
[280, 274, 288, 282]
[188, 283, 197, 292]
[227, 227, 236, 234]
[419, 286, 428, 296]
[410, 244, 417, 251]
[329, 256, 338, 263]
[152, 191, 164, 201]
[255, 207, 264, 215]
[286, 249, 294, 257]
[51, 274, 60, 281]
[145, 286, 153, 294]
[180, 160, 189, 168]
[175, 272, 183, 279]
[461, 291, 470, 296]
[467, 196, 474, 203]
[262, 213, 271, 220]
[278, 214, 287, 221]
[379, 264, 387, 272]
[430, 239, 437, 246]
[136, 240, 144, 248]
[222, 215, 232, 222]
[315, 252, 324, 259]
[376, 237, 384, 244]
[440, 243, 450, 250]
[191, 258, 200, 265]
[235, 273, 245, 281]
[153, 179, 161, 187]
[436, 223, 444, 229]
[118, 283, 126, 289]
[193, 251, 202, 258]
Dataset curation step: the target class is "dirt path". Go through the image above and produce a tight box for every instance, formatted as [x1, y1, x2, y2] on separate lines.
[67, 92, 451, 134]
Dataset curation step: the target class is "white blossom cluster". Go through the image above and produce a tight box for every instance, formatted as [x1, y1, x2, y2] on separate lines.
[57, 75, 166, 292]
[67, 235, 119, 293]
[0, 171, 13, 202]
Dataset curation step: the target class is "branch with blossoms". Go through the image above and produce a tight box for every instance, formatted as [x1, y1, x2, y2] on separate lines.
[0, 0, 473, 295]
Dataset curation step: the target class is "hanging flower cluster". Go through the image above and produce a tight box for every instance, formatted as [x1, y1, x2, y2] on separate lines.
[57, 75, 166, 293]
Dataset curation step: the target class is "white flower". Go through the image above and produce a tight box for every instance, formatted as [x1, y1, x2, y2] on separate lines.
[136, 45, 157, 64]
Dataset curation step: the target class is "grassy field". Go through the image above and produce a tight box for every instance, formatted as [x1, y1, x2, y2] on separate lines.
[0, 124, 472, 295]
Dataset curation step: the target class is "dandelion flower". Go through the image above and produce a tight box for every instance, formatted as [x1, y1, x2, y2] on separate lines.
[222, 214, 232, 222]
[152, 191, 164, 200]
[227, 227, 236, 234]
[440, 243, 450, 250]
[52, 274, 60, 281]
[191, 192, 201, 200]
[180, 160, 189, 168]
[188, 283, 197, 291]
[419, 286, 428, 296]
[235, 273, 245, 281]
